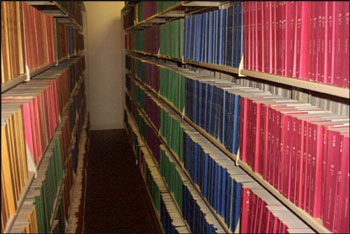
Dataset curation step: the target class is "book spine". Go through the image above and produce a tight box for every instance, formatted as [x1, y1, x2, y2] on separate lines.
[300, 2, 311, 79]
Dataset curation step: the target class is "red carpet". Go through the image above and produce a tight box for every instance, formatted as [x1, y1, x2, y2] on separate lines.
[84, 129, 162, 233]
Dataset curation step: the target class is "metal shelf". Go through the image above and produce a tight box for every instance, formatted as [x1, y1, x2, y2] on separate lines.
[241, 69, 349, 99]
[126, 68, 333, 234]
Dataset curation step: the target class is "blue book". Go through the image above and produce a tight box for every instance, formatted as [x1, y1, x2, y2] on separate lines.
[233, 182, 242, 231]
[204, 153, 209, 198]
[196, 14, 202, 61]
[226, 6, 233, 66]
[229, 178, 236, 231]
[218, 10, 223, 65]
[184, 18, 188, 59]
[222, 8, 227, 65]
[207, 84, 213, 134]
[235, 4, 240, 68]
[232, 4, 237, 67]
[204, 13, 208, 63]
[232, 95, 241, 154]
[203, 83, 208, 129]
[208, 11, 213, 64]
[213, 10, 219, 64]
[239, 3, 244, 62]
[221, 167, 227, 218]
[217, 164, 222, 215]
[224, 173, 231, 226]
[193, 80, 197, 124]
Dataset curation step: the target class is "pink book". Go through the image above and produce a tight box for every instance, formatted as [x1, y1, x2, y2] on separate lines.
[325, 2, 334, 84]
[240, 187, 252, 233]
[282, 114, 292, 198]
[240, 97, 248, 163]
[308, 122, 326, 217]
[316, 2, 326, 83]
[300, 2, 311, 80]
[294, 1, 302, 78]
[269, 212, 277, 233]
[263, 104, 270, 180]
[275, 2, 282, 75]
[259, 203, 269, 233]
[270, 2, 275, 74]
[252, 2, 256, 71]
[262, 2, 268, 73]
[254, 196, 264, 233]
[274, 109, 282, 191]
[247, 2, 252, 70]
[342, 2, 349, 88]
[280, 2, 286, 76]
[332, 2, 344, 86]
[22, 103, 35, 162]
[259, 103, 266, 176]
[267, 106, 275, 185]
[309, 3, 318, 81]
[257, 1, 263, 72]
[253, 101, 262, 172]
[249, 192, 258, 233]
[334, 134, 349, 233]
[243, 2, 248, 70]
[286, 1, 296, 78]
[246, 99, 253, 167]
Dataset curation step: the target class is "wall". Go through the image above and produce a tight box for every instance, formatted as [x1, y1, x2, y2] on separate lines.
[84, 1, 125, 130]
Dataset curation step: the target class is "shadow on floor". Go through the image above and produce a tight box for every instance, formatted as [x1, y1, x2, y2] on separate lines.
[84, 129, 162, 233]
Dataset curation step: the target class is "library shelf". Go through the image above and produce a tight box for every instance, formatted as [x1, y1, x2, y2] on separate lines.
[127, 67, 333, 234]
[121, 1, 139, 14]
[26, 1, 83, 31]
[241, 70, 350, 99]
[125, 91, 231, 233]
[4, 172, 36, 234]
[1, 74, 27, 93]
[125, 1, 222, 31]
[49, 179, 64, 228]
[25, 1, 66, 17]
[124, 109, 192, 234]
[128, 51, 349, 100]
[30, 62, 56, 78]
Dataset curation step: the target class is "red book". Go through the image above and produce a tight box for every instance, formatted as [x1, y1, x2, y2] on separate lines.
[259, 203, 269, 233]
[334, 134, 349, 233]
[316, 2, 326, 83]
[274, 108, 282, 191]
[246, 99, 253, 167]
[286, 1, 296, 78]
[247, 2, 252, 70]
[289, 116, 299, 203]
[332, 2, 344, 86]
[249, 192, 258, 233]
[309, 3, 318, 81]
[300, 2, 311, 80]
[267, 106, 275, 185]
[276, 2, 283, 75]
[240, 187, 252, 233]
[257, 1, 263, 72]
[281, 114, 292, 198]
[342, 2, 349, 88]
[272, 2, 278, 74]
[300, 118, 308, 209]
[243, 2, 248, 69]
[325, 2, 334, 84]
[253, 196, 263, 233]
[308, 122, 326, 217]
[269, 212, 277, 233]
[240, 97, 248, 163]
[263, 2, 270, 73]
[252, 2, 256, 71]
[253, 101, 262, 172]
[280, 2, 286, 76]
[263, 104, 270, 180]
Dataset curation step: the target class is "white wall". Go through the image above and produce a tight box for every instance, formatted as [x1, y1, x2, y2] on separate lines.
[84, 1, 125, 130]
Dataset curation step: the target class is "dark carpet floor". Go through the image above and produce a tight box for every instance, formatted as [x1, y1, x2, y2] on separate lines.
[84, 129, 162, 234]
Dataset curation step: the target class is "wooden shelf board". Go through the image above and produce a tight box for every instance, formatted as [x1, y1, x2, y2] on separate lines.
[4, 172, 35, 234]
[30, 62, 56, 78]
[184, 59, 239, 74]
[241, 69, 349, 99]
[127, 69, 333, 234]
[1, 74, 27, 93]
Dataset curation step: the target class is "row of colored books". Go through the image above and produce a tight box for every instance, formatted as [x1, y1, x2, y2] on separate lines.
[124, 111, 189, 234]
[22, 2, 57, 72]
[1, 106, 29, 234]
[184, 3, 243, 67]
[2, 56, 86, 165]
[1, 2, 25, 84]
[123, 10, 134, 29]
[125, 54, 349, 233]
[54, 1, 83, 27]
[26, 136, 64, 233]
[9, 89, 87, 234]
[243, 2, 349, 88]
[136, 1, 180, 23]
[124, 109, 224, 233]
[239, 95, 349, 233]
[126, 76, 318, 234]
[67, 27, 84, 56]
[126, 18, 183, 59]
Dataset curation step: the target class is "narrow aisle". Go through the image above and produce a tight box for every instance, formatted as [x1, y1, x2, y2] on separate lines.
[84, 129, 162, 233]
